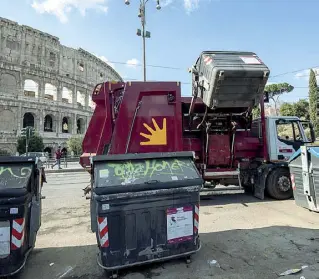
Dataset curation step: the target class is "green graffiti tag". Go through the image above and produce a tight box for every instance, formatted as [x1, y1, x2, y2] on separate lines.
[105, 159, 195, 181]
[0, 166, 32, 179]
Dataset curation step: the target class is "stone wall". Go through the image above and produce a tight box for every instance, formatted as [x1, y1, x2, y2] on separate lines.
[0, 17, 123, 156]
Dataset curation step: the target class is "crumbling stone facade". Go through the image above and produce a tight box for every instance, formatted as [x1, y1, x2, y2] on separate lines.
[0, 17, 123, 156]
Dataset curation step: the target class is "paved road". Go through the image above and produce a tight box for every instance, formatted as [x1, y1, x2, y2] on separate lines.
[20, 172, 319, 279]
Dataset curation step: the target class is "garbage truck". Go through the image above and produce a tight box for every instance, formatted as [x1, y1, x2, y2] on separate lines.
[80, 50, 315, 201]
[0, 156, 45, 276]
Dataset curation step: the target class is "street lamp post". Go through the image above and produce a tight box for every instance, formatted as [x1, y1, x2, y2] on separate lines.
[21, 126, 35, 156]
[125, 0, 161, 81]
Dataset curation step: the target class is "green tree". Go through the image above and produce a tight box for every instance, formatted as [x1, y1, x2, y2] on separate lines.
[279, 102, 295, 117]
[309, 69, 318, 133]
[17, 133, 44, 154]
[294, 99, 310, 120]
[67, 135, 83, 156]
[265, 82, 294, 115]
[280, 99, 310, 120]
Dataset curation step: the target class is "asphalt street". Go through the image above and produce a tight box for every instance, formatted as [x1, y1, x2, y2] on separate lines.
[18, 172, 319, 279]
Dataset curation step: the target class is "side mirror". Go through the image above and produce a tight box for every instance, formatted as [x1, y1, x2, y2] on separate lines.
[264, 91, 269, 103]
[300, 121, 316, 143]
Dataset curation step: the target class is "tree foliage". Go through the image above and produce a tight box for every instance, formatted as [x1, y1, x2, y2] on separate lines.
[265, 83, 294, 116]
[265, 82, 294, 98]
[280, 99, 310, 120]
[309, 69, 318, 133]
[17, 134, 44, 154]
[67, 135, 83, 155]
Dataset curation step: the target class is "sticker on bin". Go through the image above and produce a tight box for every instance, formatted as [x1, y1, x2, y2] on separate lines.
[99, 169, 109, 178]
[11, 218, 25, 250]
[194, 205, 199, 234]
[204, 56, 213, 65]
[0, 222, 10, 256]
[102, 204, 110, 211]
[10, 208, 18, 215]
[240, 56, 261, 64]
[97, 217, 109, 248]
[167, 206, 193, 244]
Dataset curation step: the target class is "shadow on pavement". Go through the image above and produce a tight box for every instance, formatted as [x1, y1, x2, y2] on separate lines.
[17, 226, 319, 279]
[199, 193, 284, 207]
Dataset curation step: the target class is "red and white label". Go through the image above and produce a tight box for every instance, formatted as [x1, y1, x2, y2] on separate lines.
[97, 217, 109, 248]
[291, 174, 296, 190]
[167, 206, 193, 244]
[11, 218, 25, 250]
[204, 56, 213, 65]
[194, 205, 199, 234]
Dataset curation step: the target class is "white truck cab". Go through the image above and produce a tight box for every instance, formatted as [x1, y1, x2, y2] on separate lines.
[251, 116, 315, 201]
[252, 116, 315, 162]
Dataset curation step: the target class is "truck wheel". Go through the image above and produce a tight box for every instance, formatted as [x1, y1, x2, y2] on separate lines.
[266, 168, 293, 200]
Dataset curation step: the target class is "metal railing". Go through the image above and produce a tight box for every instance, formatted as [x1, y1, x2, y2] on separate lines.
[44, 155, 81, 169]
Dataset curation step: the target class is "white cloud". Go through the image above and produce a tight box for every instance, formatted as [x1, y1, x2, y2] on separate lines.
[31, 0, 108, 23]
[160, 0, 208, 13]
[294, 68, 319, 81]
[160, 0, 174, 7]
[97, 55, 115, 69]
[126, 58, 140, 68]
[183, 0, 200, 13]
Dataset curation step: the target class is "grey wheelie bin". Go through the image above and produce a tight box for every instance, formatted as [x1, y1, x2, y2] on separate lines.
[90, 151, 203, 278]
[0, 156, 45, 277]
[289, 146, 319, 212]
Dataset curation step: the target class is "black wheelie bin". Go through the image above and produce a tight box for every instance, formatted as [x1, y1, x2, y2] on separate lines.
[0, 156, 44, 277]
[90, 151, 203, 278]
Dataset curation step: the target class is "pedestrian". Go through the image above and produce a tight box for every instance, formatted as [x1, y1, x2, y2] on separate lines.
[51, 146, 62, 169]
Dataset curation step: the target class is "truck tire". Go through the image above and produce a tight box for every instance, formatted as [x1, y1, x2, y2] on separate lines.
[266, 168, 293, 200]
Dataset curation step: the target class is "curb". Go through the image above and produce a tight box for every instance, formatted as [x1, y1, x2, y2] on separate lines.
[45, 168, 87, 174]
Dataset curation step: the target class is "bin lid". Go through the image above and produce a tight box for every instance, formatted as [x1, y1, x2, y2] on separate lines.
[0, 157, 35, 197]
[92, 152, 203, 195]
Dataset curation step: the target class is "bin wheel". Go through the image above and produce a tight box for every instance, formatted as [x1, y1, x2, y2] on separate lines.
[186, 256, 191, 264]
[105, 270, 118, 279]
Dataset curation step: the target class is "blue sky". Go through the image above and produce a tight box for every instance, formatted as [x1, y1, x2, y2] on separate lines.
[1, 0, 318, 102]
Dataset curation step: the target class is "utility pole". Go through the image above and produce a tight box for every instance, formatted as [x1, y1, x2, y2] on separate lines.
[125, 0, 161, 81]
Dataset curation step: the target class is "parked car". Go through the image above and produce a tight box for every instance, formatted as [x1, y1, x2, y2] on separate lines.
[21, 152, 48, 163]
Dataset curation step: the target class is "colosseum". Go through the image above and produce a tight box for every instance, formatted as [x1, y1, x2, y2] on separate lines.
[0, 17, 123, 156]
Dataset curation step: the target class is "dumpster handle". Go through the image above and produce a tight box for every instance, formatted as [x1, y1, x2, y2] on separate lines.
[144, 180, 160, 184]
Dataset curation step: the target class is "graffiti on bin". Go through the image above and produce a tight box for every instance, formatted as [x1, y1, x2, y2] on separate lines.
[98, 158, 198, 185]
[0, 166, 32, 188]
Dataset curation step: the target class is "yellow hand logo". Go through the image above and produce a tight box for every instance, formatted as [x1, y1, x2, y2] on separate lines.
[140, 118, 167, 146]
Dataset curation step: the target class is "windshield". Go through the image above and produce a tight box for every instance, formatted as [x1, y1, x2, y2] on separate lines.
[0, 163, 33, 189]
[95, 157, 200, 187]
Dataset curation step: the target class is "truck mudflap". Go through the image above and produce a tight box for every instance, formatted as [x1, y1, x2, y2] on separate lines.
[0, 156, 43, 277]
[254, 162, 289, 200]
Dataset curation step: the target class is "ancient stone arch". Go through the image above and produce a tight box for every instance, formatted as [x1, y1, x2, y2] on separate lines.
[23, 112, 35, 128]
[76, 117, 86, 134]
[44, 114, 54, 132]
